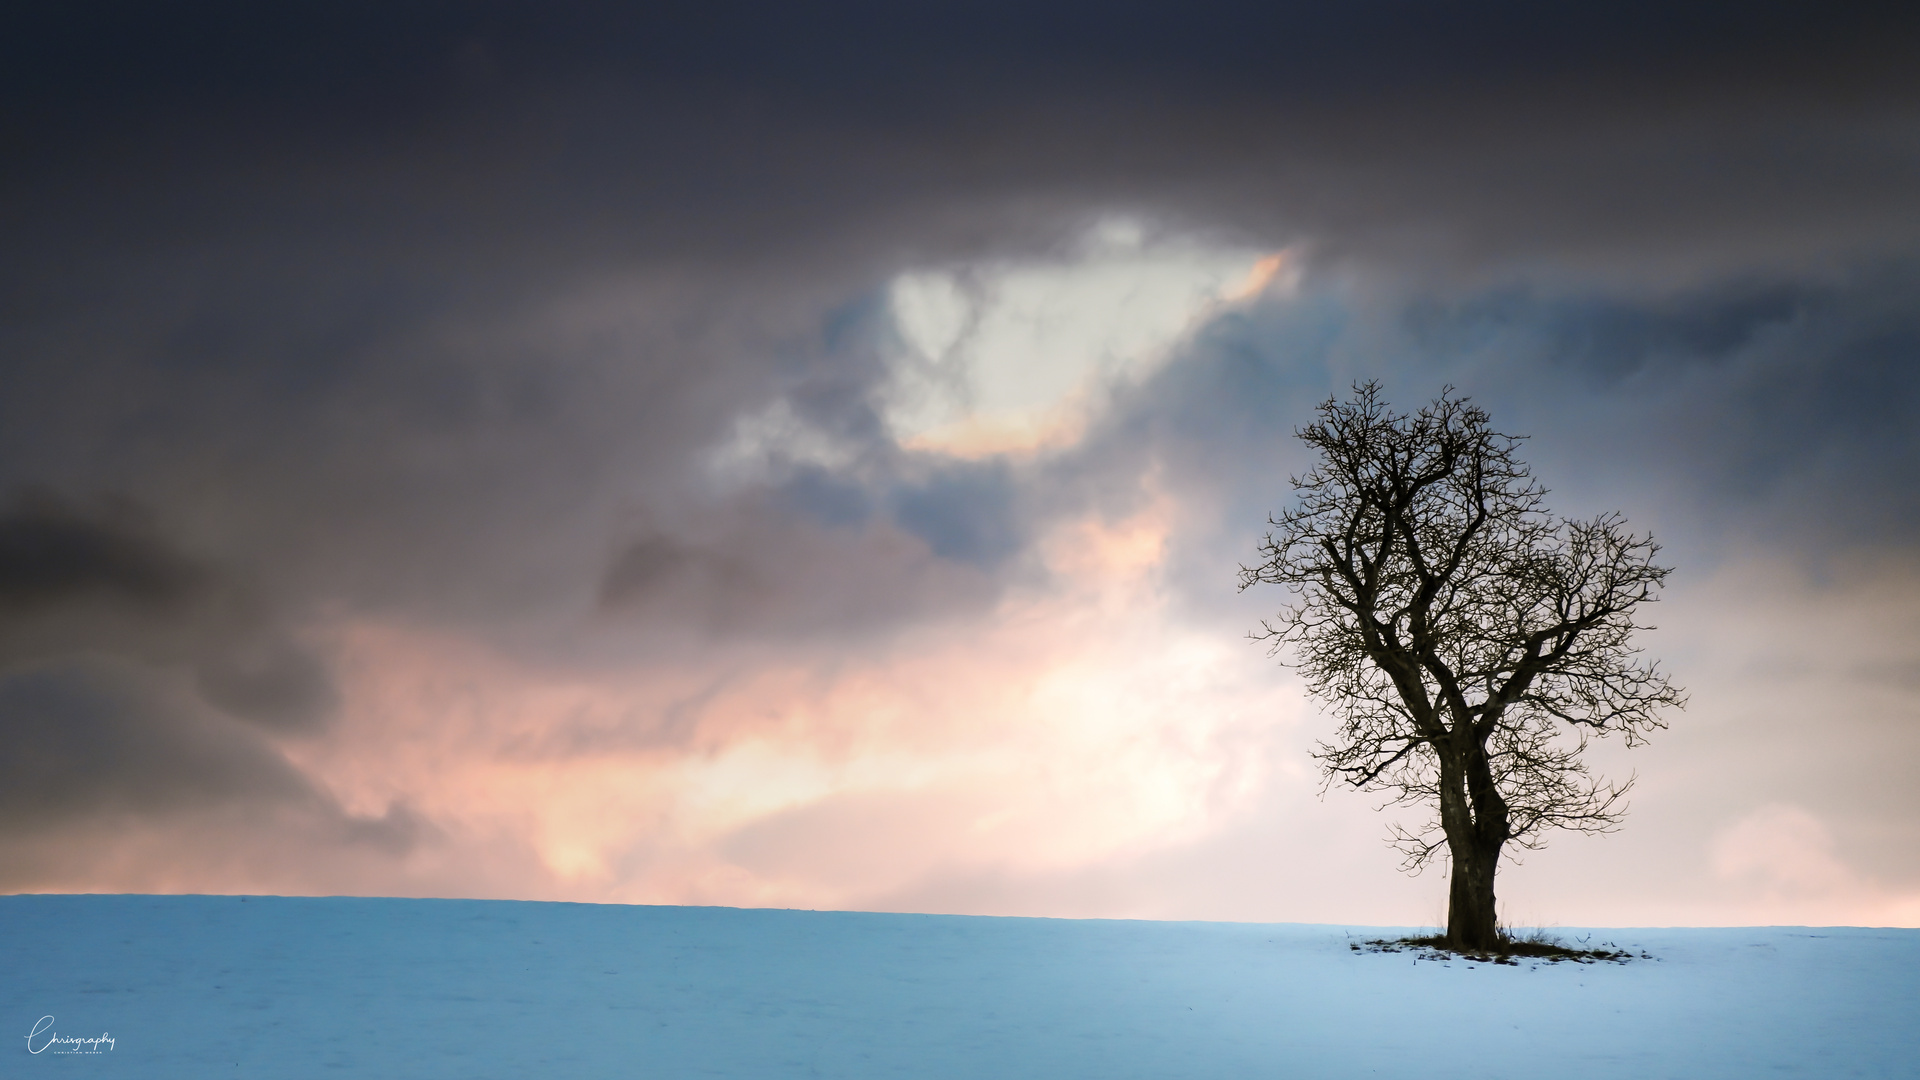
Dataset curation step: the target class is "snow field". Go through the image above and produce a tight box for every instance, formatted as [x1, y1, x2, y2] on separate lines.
[4, 895, 1914, 1078]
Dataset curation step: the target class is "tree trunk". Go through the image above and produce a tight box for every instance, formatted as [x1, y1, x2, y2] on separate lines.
[1440, 743, 1510, 951]
[1445, 837, 1501, 950]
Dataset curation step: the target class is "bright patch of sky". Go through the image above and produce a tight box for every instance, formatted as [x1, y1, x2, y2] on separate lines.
[707, 397, 863, 479]
[883, 220, 1291, 457]
[709, 221, 1292, 480]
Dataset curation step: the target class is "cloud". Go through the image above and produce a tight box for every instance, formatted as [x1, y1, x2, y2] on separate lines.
[0, 490, 202, 612]
[285, 495, 1299, 910]
[0, 491, 338, 733]
[887, 463, 1024, 567]
[1084, 262, 1920, 572]
[882, 228, 1271, 456]
[5, 2, 1915, 288]
[1712, 804, 1853, 890]
[0, 659, 307, 826]
[1711, 804, 1920, 927]
[0, 494, 383, 892]
[596, 500, 1002, 639]
[0, 0, 1914, 924]
[0, 655, 436, 895]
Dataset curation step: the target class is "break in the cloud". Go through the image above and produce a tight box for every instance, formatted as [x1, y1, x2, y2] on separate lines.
[878, 225, 1278, 456]
[0, 1, 1916, 925]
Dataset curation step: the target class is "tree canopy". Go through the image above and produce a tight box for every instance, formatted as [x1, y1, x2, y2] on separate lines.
[1241, 383, 1684, 949]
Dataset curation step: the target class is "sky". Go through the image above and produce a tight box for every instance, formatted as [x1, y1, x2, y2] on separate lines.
[1, 0, 1917, 927]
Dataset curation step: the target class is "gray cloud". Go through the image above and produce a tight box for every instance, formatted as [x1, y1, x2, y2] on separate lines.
[0, 656, 426, 886]
[1087, 262, 1920, 567]
[0, 0, 1916, 904]
[0, 659, 307, 826]
[1383, 264, 1920, 550]
[598, 497, 1004, 640]
[0, 492, 338, 734]
[0, 493, 356, 876]
[887, 463, 1025, 568]
[5, 3, 1915, 284]
[0, 490, 203, 611]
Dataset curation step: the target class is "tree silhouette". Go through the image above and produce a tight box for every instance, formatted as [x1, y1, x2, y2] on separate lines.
[1240, 383, 1684, 950]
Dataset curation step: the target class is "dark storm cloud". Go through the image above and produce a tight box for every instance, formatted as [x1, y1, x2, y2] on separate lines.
[1380, 263, 1920, 546]
[0, 657, 424, 869]
[0, 500, 413, 872]
[0, 0, 1916, 898]
[1400, 283, 1811, 386]
[1076, 259, 1920, 607]
[10, 1, 1909, 123]
[598, 491, 1006, 639]
[0, 659, 309, 826]
[0, 491, 202, 612]
[4, 0, 1915, 275]
[0, 492, 337, 733]
[0, 0, 1911, 633]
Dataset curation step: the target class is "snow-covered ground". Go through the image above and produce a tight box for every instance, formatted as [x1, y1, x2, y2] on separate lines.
[4, 895, 1914, 1078]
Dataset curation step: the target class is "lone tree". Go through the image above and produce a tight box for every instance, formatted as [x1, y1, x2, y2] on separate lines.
[1240, 384, 1683, 951]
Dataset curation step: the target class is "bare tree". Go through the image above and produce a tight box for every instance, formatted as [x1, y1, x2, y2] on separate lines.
[1240, 383, 1684, 951]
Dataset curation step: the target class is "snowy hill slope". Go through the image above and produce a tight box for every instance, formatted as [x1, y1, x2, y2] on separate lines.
[4, 895, 1914, 1078]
